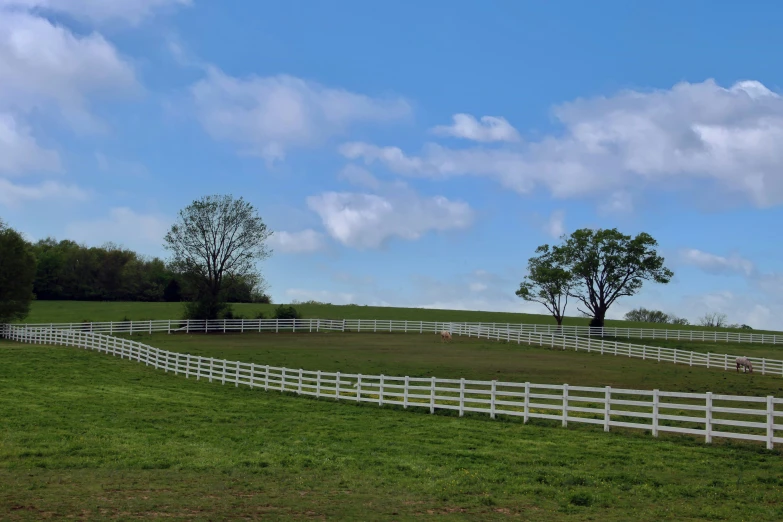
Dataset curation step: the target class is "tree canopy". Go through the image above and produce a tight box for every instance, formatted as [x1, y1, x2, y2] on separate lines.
[555, 228, 673, 327]
[515, 245, 572, 326]
[0, 220, 37, 323]
[164, 195, 273, 319]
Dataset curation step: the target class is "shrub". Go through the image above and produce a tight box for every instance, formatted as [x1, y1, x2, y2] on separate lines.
[273, 305, 301, 320]
[253, 310, 266, 320]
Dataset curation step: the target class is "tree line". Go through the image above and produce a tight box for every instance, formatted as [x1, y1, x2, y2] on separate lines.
[1, 195, 276, 323]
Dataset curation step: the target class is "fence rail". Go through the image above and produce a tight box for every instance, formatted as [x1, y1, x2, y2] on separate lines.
[11, 317, 782, 344]
[6, 318, 783, 377]
[3, 325, 781, 450]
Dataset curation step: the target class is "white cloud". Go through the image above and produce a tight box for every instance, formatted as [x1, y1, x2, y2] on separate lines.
[0, 0, 190, 25]
[0, 113, 60, 174]
[0, 178, 88, 207]
[190, 66, 412, 162]
[341, 79, 783, 209]
[431, 113, 520, 143]
[306, 183, 474, 249]
[0, 11, 139, 122]
[267, 229, 327, 254]
[65, 207, 170, 253]
[337, 164, 382, 190]
[543, 209, 565, 238]
[680, 248, 756, 276]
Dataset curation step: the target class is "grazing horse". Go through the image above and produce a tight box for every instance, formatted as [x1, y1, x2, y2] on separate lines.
[440, 330, 452, 343]
[735, 356, 753, 373]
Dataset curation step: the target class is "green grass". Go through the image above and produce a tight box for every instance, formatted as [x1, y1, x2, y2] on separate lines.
[121, 331, 783, 397]
[18, 300, 783, 335]
[2, 339, 783, 521]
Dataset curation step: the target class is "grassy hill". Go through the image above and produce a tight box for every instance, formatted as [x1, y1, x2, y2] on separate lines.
[15, 300, 783, 335]
[2, 340, 781, 520]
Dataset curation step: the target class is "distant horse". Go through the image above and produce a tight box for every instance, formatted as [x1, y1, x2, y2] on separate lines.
[440, 330, 452, 343]
[735, 356, 753, 373]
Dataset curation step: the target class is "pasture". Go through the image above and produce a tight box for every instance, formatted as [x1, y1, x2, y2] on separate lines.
[19, 300, 783, 336]
[2, 339, 783, 521]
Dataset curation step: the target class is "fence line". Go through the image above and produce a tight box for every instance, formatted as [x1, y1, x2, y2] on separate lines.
[6, 318, 783, 377]
[2, 324, 782, 450]
[11, 317, 782, 344]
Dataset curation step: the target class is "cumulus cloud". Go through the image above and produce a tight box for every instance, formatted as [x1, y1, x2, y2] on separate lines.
[267, 229, 327, 254]
[431, 113, 520, 142]
[341, 79, 783, 209]
[0, 178, 88, 207]
[65, 207, 170, 253]
[0, 0, 190, 25]
[0, 113, 60, 174]
[306, 182, 474, 249]
[680, 248, 756, 276]
[283, 288, 357, 305]
[0, 11, 139, 121]
[190, 66, 412, 162]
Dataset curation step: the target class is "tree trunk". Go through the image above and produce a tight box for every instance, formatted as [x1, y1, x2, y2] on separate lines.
[589, 308, 607, 328]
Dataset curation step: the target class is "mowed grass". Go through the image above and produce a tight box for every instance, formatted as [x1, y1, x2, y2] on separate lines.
[19, 300, 783, 336]
[121, 331, 783, 398]
[2, 340, 783, 521]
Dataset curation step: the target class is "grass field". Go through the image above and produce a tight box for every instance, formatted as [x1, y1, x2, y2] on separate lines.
[119, 331, 783, 398]
[2, 339, 783, 521]
[18, 300, 783, 336]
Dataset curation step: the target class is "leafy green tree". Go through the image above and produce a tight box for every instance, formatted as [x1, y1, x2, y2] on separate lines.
[163, 278, 182, 302]
[0, 220, 37, 323]
[624, 306, 689, 325]
[164, 195, 273, 320]
[551, 228, 673, 328]
[515, 245, 572, 326]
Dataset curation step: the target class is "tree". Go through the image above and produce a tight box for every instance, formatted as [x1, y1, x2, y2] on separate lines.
[515, 245, 572, 326]
[698, 312, 728, 328]
[163, 195, 273, 320]
[163, 278, 182, 302]
[0, 219, 37, 323]
[623, 307, 688, 325]
[552, 228, 673, 328]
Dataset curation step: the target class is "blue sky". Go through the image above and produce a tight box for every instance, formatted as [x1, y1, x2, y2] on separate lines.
[2, 0, 783, 329]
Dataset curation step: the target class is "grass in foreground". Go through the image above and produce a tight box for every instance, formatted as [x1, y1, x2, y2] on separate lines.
[19, 300, 783, 335]
[2, 340, 783, 521]
[120, 332, 783, 398]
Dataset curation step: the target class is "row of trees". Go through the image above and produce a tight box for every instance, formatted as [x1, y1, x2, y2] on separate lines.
[27, 238, 270, 303]
[1, 195, 275, 322]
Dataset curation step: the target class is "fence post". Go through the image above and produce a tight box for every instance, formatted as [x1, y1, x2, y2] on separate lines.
[264, 365, 269, 391]
[222, 360, 227, 385]
[378, 375, 383, 406]
[524, 382, 530, 423]
[316, 370, 321, 397]
[490, 380, 497, 419]
[298, 369, 303, 395]
[356, 374, 362, 402]
[185, 354, 190, 378]
[705, 392, 712, 443]
[562, 384, 568, 427]
[767, 396, 775, 450]
[604, 386, 611, 432]
[459, 378, 465, 417]
[430, 377, 436, 414]
[235, 362, 239, 387]
[762, 359, 767, 375]
[209, 358, 214, 382]
[336, 372, 341, 401]
[404, 376, 409, 409]
[652, 389, 659, 437]
[707, 353, 710, 369]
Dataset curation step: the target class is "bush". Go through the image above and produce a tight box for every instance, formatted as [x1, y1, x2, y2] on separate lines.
[253, 310, 266, 320]
[273, 305, 301, 320]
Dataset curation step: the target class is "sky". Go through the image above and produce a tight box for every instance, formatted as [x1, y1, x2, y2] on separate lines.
[2, 0, 783, 329]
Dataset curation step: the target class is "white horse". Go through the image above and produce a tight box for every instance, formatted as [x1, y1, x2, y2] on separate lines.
[735, 356, 753, 373]
[440, 330, 452, 343]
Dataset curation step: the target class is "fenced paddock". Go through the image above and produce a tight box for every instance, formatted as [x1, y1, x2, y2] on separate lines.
[10, 318, 783, 377]
[3, 324, 783, 450]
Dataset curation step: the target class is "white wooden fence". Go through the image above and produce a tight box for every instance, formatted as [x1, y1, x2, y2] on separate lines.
[3, 324, 782, 450]
[12, 317, 782, 344]
[6, 318, 783, 377]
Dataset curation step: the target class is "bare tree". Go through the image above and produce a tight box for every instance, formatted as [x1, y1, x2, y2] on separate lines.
[164, 195, 273, 319]
[698, 312, 728, 328]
